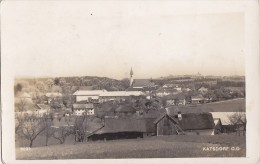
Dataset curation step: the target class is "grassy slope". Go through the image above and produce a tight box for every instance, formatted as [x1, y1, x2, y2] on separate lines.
[170, 98, 245, 113]
[16, 135, 245, 159]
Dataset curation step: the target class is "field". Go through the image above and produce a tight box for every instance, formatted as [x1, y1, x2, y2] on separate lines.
[16, 135, 245, 159]
[170, 98, 245, 113]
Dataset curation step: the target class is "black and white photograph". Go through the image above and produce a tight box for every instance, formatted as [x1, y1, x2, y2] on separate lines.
[1, 0, 259, 163]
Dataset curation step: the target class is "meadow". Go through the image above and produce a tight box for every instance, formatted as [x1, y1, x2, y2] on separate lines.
[16, 135, 245, 159]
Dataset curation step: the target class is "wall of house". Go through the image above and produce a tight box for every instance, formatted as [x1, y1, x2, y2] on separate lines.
[76, 95, 99, 102]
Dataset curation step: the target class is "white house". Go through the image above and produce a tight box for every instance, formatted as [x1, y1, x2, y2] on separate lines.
[72, 103, 95, 116]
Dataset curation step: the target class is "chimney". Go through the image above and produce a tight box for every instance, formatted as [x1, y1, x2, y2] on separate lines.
[165, 108, 170, 115]
[178, 111, 182, 120]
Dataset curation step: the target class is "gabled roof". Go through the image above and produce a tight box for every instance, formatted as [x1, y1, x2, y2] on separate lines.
[73, 103, 94, 109]
[132, 79, 155, 88]
[46, 92, 62, 98]
[154, 112, 215, 130]
[95, 118, 156, 134]
[198, 87, 208, 91]
[99, 91, 144, 97]
[153, 112, 178, 124]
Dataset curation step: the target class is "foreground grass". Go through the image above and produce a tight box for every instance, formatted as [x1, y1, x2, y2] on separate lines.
[16, 135, 245, 159]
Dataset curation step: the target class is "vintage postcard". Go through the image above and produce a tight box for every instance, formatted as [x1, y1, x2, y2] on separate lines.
[1, 0, 259, 164]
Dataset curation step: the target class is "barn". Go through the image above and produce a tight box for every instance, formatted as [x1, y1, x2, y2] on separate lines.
[87, 117, 156, 141]
[153, 112, 215, 135]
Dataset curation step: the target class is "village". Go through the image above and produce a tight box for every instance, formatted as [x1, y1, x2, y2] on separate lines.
[14, 68, 246, 150]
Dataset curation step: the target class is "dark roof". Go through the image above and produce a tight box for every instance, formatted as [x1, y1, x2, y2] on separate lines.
[95, 118, 156, 134]
[154, 112, 215, 130]
[153, 112, 178, 124]
[176, 113, 215, 130]
[132, 79, 155, 88]
[73, 103, 94, 109]
[114, 105, 137, 113]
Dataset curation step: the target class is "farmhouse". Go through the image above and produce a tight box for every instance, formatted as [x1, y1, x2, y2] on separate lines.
[87, 117, 156, 141]
[72, 103, 95, 116]
[153, 112, 215, 136]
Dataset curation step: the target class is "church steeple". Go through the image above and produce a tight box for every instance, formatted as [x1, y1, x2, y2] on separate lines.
[130, 67, 134, 87]
[130, 67, 133, 77]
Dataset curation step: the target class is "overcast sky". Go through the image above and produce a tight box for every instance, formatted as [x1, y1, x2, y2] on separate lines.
[2, 1, 245, 79]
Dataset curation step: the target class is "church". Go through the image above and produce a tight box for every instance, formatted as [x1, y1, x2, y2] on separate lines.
[128, 67, 157, 91]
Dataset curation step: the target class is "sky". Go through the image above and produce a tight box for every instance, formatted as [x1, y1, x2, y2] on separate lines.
[2, 1, 245, 80]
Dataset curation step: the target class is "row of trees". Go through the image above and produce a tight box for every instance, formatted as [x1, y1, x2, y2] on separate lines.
[15, 114, 100, 147]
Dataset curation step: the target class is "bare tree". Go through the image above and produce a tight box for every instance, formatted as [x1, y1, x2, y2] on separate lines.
[16, 98, 27, 112]
[15, 112, 25, 134]
[42, 116, 55, 146]
[52, 126, 72, 144]
[228, 112, 246, 136]
[20, 116, 46, 147]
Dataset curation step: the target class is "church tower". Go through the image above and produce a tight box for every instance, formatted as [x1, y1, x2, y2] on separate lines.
[130, 67, 134, 87]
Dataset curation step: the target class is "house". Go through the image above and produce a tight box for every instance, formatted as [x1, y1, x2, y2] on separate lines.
[198, 87, 208, 94]
[87, 117, 156, 141]
[166, 99, 175, 106]
[174, 86, 182, 92]
[73, 90, 107, 102]
[72, 103, 95, 116]
[182, 87, 192, 92]
[45, 92, 62, 104]
[191, 95, 208, 104]
[210, 112, 246, 134]
[35, 104, 51, 117]
[153, 112, 215, 136]
[162, 84, 178, 88]
[156, 88, 171, 97]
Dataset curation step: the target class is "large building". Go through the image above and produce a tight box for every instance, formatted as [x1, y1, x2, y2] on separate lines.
[73, 90, 144, 103]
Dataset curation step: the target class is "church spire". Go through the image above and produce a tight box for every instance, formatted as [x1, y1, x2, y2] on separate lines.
[130, 67, 133, 77]
[130, 67, 134, 87]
